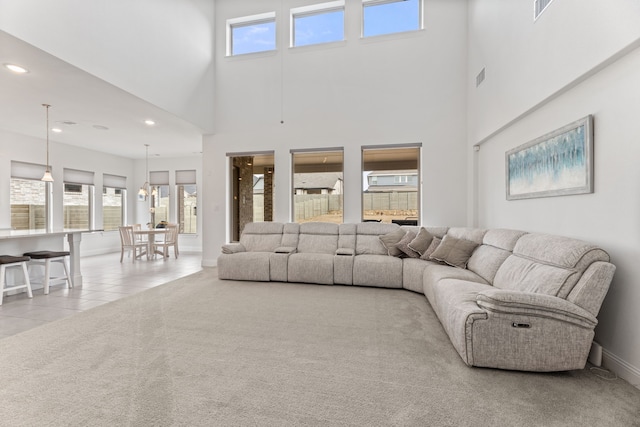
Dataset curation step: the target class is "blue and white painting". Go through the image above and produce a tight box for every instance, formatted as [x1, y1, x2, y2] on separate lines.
[506, 116, 593, 200]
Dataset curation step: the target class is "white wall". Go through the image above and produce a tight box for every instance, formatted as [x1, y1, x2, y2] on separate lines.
[0, 0, 215, 132]
[469, 0, 640, 386]
[203, 0, 470, 266]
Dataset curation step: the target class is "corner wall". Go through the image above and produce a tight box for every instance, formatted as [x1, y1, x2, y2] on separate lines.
[469, 0, 640, 387]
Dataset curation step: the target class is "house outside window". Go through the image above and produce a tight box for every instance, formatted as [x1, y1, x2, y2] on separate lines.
[292, 149, 344, 223]
[362, 145, 420, 224]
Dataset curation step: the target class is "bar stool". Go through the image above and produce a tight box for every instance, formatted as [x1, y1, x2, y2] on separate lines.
[0, 255, 33, 305]
[23, 251, 72, 295]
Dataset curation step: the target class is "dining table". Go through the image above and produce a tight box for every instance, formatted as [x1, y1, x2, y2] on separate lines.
[132, 228, 169, 260]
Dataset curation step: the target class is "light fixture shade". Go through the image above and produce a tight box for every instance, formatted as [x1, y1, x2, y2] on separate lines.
[41, 170, 54, 182]
[138, 185, 148, 197]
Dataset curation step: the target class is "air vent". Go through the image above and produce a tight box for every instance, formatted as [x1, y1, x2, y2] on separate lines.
[476, 68, 485, 87]
[534, 0, 554, 20]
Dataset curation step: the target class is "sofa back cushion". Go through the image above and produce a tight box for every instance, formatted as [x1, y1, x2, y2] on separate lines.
[338, 223, 357, 251]
[466, 229, 528, 283]
[297, 222, 339, 254]
[508, 233, 610, 298]
[446, 227, 487, 245]
[355, 223, 401, 255]
[492, 255, 577, 296]
[239, 222, 284, 252]
[281, 223, 300, 248]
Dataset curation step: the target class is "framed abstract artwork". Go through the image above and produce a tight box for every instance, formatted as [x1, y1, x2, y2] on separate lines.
[506, 115, 593, 200]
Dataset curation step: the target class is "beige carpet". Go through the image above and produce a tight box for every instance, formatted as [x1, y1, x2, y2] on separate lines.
[1, 268, 639, 426]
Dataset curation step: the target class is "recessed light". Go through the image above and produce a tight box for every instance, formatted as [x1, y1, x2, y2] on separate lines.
[144, 119, 156, 126]
[4, 63, 28, 74]
[51, 128, 62, 133]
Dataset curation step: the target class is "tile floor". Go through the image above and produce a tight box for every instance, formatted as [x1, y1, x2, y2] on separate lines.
[0, 251, 203, 339]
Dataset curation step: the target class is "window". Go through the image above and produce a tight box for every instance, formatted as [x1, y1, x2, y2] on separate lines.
[176, 170, 197, 234]
[63, 168, 95, 230]
[103, 173, 126, 231]
[291, 1, 345, 47]
[150, 171, 170, 227]
[228, 152, 275, 241]
[362, 0, 421, 38]
[534, 0, 554, 20]
[362, 145, 420, 224]
[10, 161, 51, 231]
[227, 12, 276, 56]
[292, 149, 343, 223]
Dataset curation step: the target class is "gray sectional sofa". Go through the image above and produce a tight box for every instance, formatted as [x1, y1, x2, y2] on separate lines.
[218, 222, 615, 372]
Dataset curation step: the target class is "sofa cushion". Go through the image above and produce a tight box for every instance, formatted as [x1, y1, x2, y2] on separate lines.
[288, 253, 334, 285]
[420, 237, 442, 261]
[512, 233, 610, 298]
[395, 230, 420, 258]
[408, 227, 434, 256]
[492, 255, 577, 296]
[355, 223, 400, 255]
[429, 235, 479, 268]
[422, 264, 489, 304]
[297, 222, 339, 254]
[446, 227, 487, 245]
[239, 222, 284, 252]
[466, 245, 511, 284]
[353, 254, 403, 288]
[378, 228, 406, 257]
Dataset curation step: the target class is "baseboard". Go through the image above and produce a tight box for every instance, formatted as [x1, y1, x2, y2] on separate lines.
[602, 348, 640, 389]
[202, 258, 218, 267]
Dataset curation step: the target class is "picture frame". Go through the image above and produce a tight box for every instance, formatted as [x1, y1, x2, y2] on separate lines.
[506, 115, 593, 200]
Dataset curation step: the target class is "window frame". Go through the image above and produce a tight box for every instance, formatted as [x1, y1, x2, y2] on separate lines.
[62, 183, 95, 230]
[361, 144, 421, 224]
[361, 0, 423, 38]
[291, 148, 344, 224]
[102, 186, 126, 232]
[290, 1, 345, 48]
[226, 12, 277, 56]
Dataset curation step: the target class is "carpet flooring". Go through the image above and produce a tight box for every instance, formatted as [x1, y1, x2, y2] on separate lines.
[0, 268, 639, 426]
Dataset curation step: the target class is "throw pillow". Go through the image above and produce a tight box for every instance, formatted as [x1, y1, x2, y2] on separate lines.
[429, 235, 479, 268]
[378, 228, 406, 257]
[395, 230, 420, 258]
[420, 237, 442, 260]
[408, 227, 434, 256]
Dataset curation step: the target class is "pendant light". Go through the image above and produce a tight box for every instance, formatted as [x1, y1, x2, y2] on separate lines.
[138, 144, 150, 199]
[41, 104, 54, 182]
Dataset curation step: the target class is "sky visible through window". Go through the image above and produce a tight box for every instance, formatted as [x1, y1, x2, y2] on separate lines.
[294, 10, 344, 47]
[363, 0, 420, 38]
[232, 0, 419, 55]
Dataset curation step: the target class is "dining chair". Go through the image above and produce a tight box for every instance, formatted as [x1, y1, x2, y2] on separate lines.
[153, 224, 179, 259]
[132, 223, 146, 242]
[118, 226, 147, 262]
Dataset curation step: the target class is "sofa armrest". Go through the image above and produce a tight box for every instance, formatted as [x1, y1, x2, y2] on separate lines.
[221, 243, 246, 254]
[476, 289, 597, 329]
[335, 248, 354, 256]
[274, 246, 296, 254]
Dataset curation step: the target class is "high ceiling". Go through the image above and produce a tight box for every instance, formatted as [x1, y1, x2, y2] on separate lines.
[0, 30, 204, 160]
